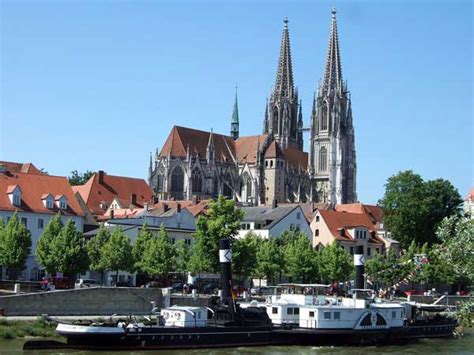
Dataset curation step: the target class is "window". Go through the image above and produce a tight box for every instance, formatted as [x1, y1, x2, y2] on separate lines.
[334, 312, 341, 320]
[309, 311, 315, 317]
[319, 147, 327, 172]
[21, 217, 27, 227]
[376, 248, 379, 254]
[296, 212, 301, 220]
[294, 308, 300, 315]
[315, 216, 320, 222]
[185, 239, 191, 246]
[324, 311, 331, 320]
[192, 168, 202, 193]
[265, 160, 268, 167]
[367, 247, 371, 256]
[170, 238, 176, 244]
[350, 246, 354, 255]
[392, 311, 396, 319]
[287, 308, 294, 315]
[38, 218, 44, 229]
[59, 200, 67, 209]
[272, 307, 278, 314]
[170, 167, 184, 199]
[315, 229, 319, 237]
[270, 160, 273, 168]
[13, 194, 21, 206]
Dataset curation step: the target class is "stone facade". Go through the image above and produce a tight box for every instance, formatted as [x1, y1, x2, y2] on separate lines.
[150, 10, 357, 206]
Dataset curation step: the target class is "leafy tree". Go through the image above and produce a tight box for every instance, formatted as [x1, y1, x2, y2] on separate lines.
[378, 171, 462, 248]
[68, 170, 94, 186]
[255, 237, 284, 285]
[0, 212, 32, 280]
[233, 233, 260, 286]
[101, 227, 133, 283]
[141, 225, 176, 278]
[36, 214, 63, 275]
[191, 195, 244, 272]
[53, 219, 89, 279]
[436, 214, 474, 286]
[175, 239, 191, 279]
[318, 242, 353, 284]
[279, 228, 302, 246]
[87, 224, 111, 283]
[132, 223, 154, 272]
[285, 233, 318, 283]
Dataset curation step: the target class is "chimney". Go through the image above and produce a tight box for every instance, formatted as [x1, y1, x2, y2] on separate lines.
[110, 209, 114, 219]
[272, 199, 278, 209]
[192, 195, 197, 205]
[177, 203, 181, 213]
[144, 202, 148, 211]
[130, 193, 137, 206]
[98, 170, 105, 184]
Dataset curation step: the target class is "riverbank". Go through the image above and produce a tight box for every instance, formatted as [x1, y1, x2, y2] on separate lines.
[0, 317, 58, 340]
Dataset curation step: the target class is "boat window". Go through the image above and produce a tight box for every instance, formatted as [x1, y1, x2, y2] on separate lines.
[376, 314, 387, 326]
[309, 311, 315, 317]
[287, 308, 294, 315]
[272, 307, 278, 314]
[392, 311, 396, 319]
[324, 311, 331, 320]
[294, 308, 300, 315]
[334, 312, 340, 320]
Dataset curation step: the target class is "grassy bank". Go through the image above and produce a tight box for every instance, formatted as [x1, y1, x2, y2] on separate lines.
[0, 317, 59, 339]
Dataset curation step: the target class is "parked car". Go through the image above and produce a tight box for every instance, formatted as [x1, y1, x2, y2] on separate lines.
[171, 282, 184, 292]
[43, 276, 73, 290]
[75, 279, 100, 289]
[250, 286, 271, 296]
[115, 281, 133, 287]
[202, 283, 219, 294]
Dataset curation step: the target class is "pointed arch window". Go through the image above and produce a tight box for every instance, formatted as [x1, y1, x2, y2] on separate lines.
[156, 174, 164, 192]
[170, 167, 184, 199]
[192, 168, 202, 193]
[320, 103, 328, 131]
[319, 147, 327, 172]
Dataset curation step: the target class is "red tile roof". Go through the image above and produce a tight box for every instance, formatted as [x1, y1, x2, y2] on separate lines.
[465, 186, 474, 201]
[264, 141, 284, 159]
[283, 147, 308, 171]
[319, 210, 383, 244]
[0, 172, 84, 216]
[335, 204, 384, 224]
[0, 161, 43, 175]
[235, 135, 268, 163]
[160, 126, 236, 163]
[73, 171, 154, 216]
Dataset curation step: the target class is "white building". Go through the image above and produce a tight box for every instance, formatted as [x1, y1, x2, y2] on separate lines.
[0, 162, 84, 280]
[464, 186, 474, 218]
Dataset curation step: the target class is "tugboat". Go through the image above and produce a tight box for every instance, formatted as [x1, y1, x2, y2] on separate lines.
[24, 239, 274, 350]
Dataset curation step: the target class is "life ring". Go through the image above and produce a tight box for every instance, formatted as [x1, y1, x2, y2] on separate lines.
[176, 312, 181, 320]
[163, 312, 169, 319]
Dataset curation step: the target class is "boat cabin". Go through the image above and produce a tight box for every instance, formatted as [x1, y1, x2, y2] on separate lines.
[161, 306, 208, 328]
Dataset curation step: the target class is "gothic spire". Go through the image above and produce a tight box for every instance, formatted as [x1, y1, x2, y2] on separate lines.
[230, 86, 239, 140]
[273, 17, 294, 98]
[322, 8, 343, 95]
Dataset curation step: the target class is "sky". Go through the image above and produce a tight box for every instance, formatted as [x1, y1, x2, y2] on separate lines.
[1, 0, 472, 204]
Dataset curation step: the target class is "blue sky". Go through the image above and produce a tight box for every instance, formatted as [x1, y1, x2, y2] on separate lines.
[1, 0, 472, 204]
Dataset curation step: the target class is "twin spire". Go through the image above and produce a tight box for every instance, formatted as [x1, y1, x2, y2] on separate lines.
[321, 7, 343, 95]
[273, 17, 294, 99]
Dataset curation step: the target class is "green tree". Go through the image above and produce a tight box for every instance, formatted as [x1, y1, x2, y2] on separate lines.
[0, 212, 32, 280]
[86, 224, 111, 284]
[36, 214, 63, 275]
[378, 171, 462, 248]
[318, 242, 353, 284]
[279, 228, 302, 246]
[191, 195, 244, 272]
[436, 214, 474, 287]
[53, 219, 89, 279]
[132, 223, 154, 272]
[141, 225, 176, 278]
[255, 237, 284, 285]
[233, 233, 260, 286]
[68, 170, 94, 186]
[101, 227, 133, 283]
[175, 239, 191, 279]
[285, 233, 318, 283]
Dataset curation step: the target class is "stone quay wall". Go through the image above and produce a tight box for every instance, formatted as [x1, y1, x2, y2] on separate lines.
[0, 287, 163, 316]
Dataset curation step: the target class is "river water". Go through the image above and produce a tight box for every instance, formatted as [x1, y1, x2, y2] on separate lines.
[1, 331, 473, 355]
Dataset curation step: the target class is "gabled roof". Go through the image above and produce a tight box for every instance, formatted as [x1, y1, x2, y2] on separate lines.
[280, 202, 331, 223]
[241, 205, 298, 229]
[73, 171, 154, 216]
[465, 186, 474, 201]
[159, 126, 236, 163]
[335, 203, 384, 224]
[264, 141, 284, 159]
[0, 173, 84, 216]
[0, 161, 42, 175]
[6, 185, 20, 194]
[235, 134, 268, 164]
[318, 209, 382, 244]
[283, 147, 308, 171]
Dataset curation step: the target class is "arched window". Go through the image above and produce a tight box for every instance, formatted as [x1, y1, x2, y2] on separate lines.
[316, 215, 320, 222]
[246, 177, 252, 198]
[156, 174, 164, 192]
[321, 103, 328, 130]
[319, 147, 327, 172]
[170, 167, 184, 199]
[315, 229, 319, 237]
[192, 168, 202, 193]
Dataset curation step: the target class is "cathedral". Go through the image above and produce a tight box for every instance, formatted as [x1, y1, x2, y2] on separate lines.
[149, 9, 357, 206]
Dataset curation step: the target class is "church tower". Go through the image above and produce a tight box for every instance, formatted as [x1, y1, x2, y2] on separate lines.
[263, 18, 303, 151]
[230, 87, 239, 140]
[309, 8, 357, 204]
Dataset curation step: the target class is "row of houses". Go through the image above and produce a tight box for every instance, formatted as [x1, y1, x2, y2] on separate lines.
[1, 160, 404, 283]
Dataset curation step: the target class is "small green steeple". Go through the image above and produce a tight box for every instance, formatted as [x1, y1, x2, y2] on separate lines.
[231, 86, 239, 140]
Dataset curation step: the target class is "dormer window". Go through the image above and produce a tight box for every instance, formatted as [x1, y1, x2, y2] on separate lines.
[7, 185, 22, 207]
[55, 195, 68, 210]
[42, 193, 54, 209]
